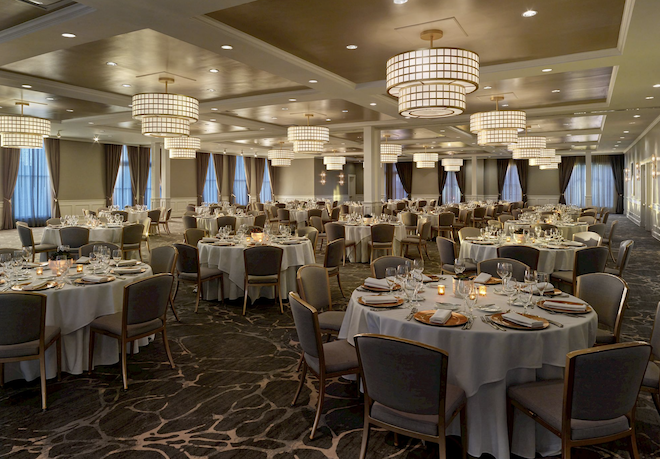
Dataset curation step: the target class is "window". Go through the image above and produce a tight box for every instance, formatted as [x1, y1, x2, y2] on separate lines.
[13, 148, 51, 226]
[442, 172, 461, 204]
[113, 147, 132, 208]
[144, 158, 152, 208]
[203, 161, 218, 203]
[592, 156, 615, 210]
[565, 159, 586, 207]
[233, 156, 248, 205]
[393, 171, 406, 200]
[260, 163, 272, 203]
[502, 162, 522, 202]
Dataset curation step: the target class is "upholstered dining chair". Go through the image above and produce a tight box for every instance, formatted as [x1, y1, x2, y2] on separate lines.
[641, 301, 660, 416]
[323, 239, 346, 297]
[297, 227, 318, 251]
[216, 216, 237, 232]
[0, 292, 61, 410]
[605, 239, 634, 278]
[601, 211, 610, 224]
[371, 255, 409, 279]
[79, 242, 119, 258]
[457, 227, 480, 245]
[400, 212, 418, 234]
[497, 246, 540, 271]
[60, 226, 90, 258]
[309, 216, 327, 252]
[576, 272, 628, 345]
[436, 237, 458, 275]
[498, 214, 514, 223]
[551, 246, 608, 294]
[602, 220, 619, 262]
[158, 208, 172, 235]
[368, 224, 395, 263]
[184, 228, 206, 246]
[478, 258, 530, 282]
[587, 223, 607, 238]
[253, 214, 267, 228]
[577, 215, 596, 225]
[89, 274, 175, 390]
[150, 245, 180, 322]
[289, 292, 360, 440]
[453, 209, 472, 233]
[277, 208, 292, 228]
[471, 206, 487, 227]
[46, 218, 61, 226]
[111, 210, 129, 222]
[580, 209, 597, 218]
[140, 217, 152, 253]
[355, 333, 467, 459]
[307, 208, 323, 220]
[172, 243, 224, 313]
[433, 212, 455, 240]
[401, 220, 431, 260]
[507, 342, 650, 459]
[573, 231, 602, 247]
[297, 264, 345, 340]
[243, 245, 284, 315]
[182, 215, 197, 232]
[120, 223, 144, 261]
[147, 209, 161, 235]
[325, 223, 356, 265]
[17, 224, 57, 262]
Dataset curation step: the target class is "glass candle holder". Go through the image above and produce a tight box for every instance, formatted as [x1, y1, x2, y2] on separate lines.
[77, 264, 84, 273]
[36, 267, 43, 276]
[478, 285, 487, 297]
[437, 284, 446, 295]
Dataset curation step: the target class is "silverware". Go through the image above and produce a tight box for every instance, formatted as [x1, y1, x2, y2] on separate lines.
[544, 317, 564, 328]
[463, 316, 474, 330]
[405, 307, 418, 321]
[369, 306, 402, 312]
[483, 315, 507, 331]
[481, 316, 500, 331]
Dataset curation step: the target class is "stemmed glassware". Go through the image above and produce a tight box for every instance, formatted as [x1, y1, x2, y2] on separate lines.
[454, 258, 465, 276]
[112, 250, 122, 266]
[410, 270, 423, 302]
[385, 267, 396, 296]
[520, 283, 533, 315]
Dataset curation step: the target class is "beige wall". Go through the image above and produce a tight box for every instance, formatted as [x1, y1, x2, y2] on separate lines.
[170, 157, 197, 198]
[527, 166, 560, 196]
[483, 159, 499, 196]
[314, 158, 348, 199]
[272, 158, 315, 198]
[59, 140, 105, 201]
[411, 165, 439, 197]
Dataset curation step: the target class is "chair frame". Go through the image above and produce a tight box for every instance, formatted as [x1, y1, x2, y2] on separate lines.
[172, 243, 224, 313]
[640, 302, 660, 415]
[323, 239, 346, 298]
[120, 224, 144, 261]
[401, 221, 431, 260]
[368, 224, 395, 264]
[159, 208, 172, 235]
[150, 246, 181, 322]
[242, 246, 284, 315]
[576, 272, 628, 344]
[552, 246, 608, 293]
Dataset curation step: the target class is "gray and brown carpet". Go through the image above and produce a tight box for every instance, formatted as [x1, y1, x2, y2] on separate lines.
[0, 216, 658, 458]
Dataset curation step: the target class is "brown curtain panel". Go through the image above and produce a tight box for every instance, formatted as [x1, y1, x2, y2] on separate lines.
[244, 157, 253, 198]
[137, 147, 150, 205]
[212, 154, 223, 203]
[267, 159, 275, 199]
[385, 163, 394, 200]
[609, 154, 625, 213]
[227, 155, 236, 204]
[456, 167, 466, 200]
[2, 148, 20, 229]
[253, 158, 266, 200]
[395, 162, 413, 199]
[437, 166, 447, 204]
[515, 160, 529, 204]
[496, 158, 509, 200]
[196, 152, 210, 205]
[104, 144, 123, 207]
[44, 138, 61, 218]
[127, 146, 140, 205]
[558, 156, 577, 204]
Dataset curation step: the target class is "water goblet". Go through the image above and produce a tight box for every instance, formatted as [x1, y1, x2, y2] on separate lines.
[412, 257, 424, 275]
[385, 267, 396, 296]
[520, 284, 533, 315]
[454, 258, 465, 276]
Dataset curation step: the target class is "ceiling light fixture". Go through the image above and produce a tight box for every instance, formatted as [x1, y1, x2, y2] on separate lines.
[552, 89, 561, 93]
[393, 0, 408, 4]
[164, 136, 200, 159]
[0, 102, 51, 149]
[221, 45, 233, 50]
[61, 33, 76, 38]
[287, 113, 329, 153]
[470, 95, 526, 146]
[268, 142, 294, 167]
[22, 84, 32, 89]
[131, 77, 199, 138]
[441, 156, 463, 172]
[209, 69, 219, 73]
[542, 68, 552, 72]
[289, 98, 297, 102]
[346, 45, 358, 50]
[509, 126, 546, 159]
[106, 61, 117, 66]
[122, 84, 131, 88]
[387, 29, 479, 118]
[380, 134, 402, 163]
[646, 96, 654, 100]
[413, 146, 438, 168]
[522, 10, 537, 17]
[324, 153, 346, 170]
[309, 79, 318, 83]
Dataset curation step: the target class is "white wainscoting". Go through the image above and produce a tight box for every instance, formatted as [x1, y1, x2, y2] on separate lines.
[625, 197, 642, 226]
[59, 199, 106, 216]
[527, 195, 560, 206]
[169, 198, 197, 218]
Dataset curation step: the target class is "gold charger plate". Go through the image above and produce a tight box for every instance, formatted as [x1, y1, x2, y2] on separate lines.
[74, 275, 116, 285]
[357, 296, 404, 308]
[413, 310, 468, 327]
[12, 281, 57, 291]
[360, 283, 401, 292]
[490, 313, 549, 330]
[423, 274, 441, 283]
[538, 300, 592, 314]
[111, 268, 148, 275]
[470, 276, 502, 285]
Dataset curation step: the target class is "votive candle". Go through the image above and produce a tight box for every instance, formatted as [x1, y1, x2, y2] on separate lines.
[478, 285, 487, 297]
[77, 264, 84, 273]
[437, 285, 446, 295]
[36, 267, 43, 276]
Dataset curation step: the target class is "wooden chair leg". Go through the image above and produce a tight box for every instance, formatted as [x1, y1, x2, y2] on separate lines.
[88, 330, 96, 374]
[506, 397, 514, 449]
[121, 338, 129, 390]
[39, 353, 47, 410]
[130, 340, 135, 356]
[276, 283, 284, 314]
[194, 281, 201, 313]
[292, 360, 307, 405]
[242, 282, 249, 315]
[358, 419, 370, 459]
[310, 375, 326, 439]
[56, 338, 62, 381]
[336, 274, 345, 298]
[168, 297, 180, 322]
[629, 431, 641, 459]
[162, 329, 175, 368]
[460, 405, 468, 459]
[652, 393, 660, 416]
[0, 363, 4, 388]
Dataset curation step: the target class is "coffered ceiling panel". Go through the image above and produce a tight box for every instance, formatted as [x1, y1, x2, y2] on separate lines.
[0, 0, 76, 31]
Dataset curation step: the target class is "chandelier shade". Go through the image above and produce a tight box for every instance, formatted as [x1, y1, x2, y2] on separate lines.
[326, 163, 343, 170]
[292, 140, 325, 153]
[0, 103, 51, 148]
[416, 161, 436, 169]
[381, 153, 398, 163]
[444, 165, 461, 172]
[323, 156, 346, 166]
[539, 164, 559, 170]
[398, 84, 467, 118]
[380, 143, 402, 156]
[267, 148, 294, 160]
[164, 136, 200, 159]
[510, 136, 547, 159]
[168, 149, 196, 159]
[413, 152, 438, 163]
[441, 157, 463, 167]
[271, 158, 292, 167]
[140, 116, 190, 138]
[287, 125, 329, 143]
[470, 105, 526, 146]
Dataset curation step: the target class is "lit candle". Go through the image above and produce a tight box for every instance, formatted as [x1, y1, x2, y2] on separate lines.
[77, 264, 84, 273]
[506, 236, 511, 242]
[478, 285, 487, 297]
[36, 267, 43, 276]
[437, 285, 446, 295]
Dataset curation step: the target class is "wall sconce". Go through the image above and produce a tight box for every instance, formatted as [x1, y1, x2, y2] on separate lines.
[338, 172, 345, 186]
[320, 171, 326, 185]
[635, 163, 641, 181]
[624, 168, 630, 182]
[652, 156, 658, 179]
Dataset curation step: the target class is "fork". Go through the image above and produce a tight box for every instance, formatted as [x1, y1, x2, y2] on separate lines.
[406, 307, 418, 321]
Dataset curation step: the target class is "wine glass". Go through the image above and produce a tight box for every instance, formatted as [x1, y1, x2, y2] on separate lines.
[524, 268, 536, 285]
[536, 272, 551, 298]
[411, 271, 423, 302]
[465, 285, 478, 318]
[496, 261, 507, 280]
[412, 258, 424, 275]
[520, 284, 533, 315]
[112, 250, 122, 265]
[385, 267, 396, 296]
[454, 258, 465, 276]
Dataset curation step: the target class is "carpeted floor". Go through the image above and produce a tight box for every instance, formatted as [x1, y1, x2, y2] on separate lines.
[0, 216, 658, 458]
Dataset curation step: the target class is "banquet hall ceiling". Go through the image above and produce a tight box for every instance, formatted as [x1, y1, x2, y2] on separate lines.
[0, 0, 657, 160]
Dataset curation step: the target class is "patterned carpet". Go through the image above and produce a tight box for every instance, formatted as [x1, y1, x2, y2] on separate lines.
[0, 216, 658, 458]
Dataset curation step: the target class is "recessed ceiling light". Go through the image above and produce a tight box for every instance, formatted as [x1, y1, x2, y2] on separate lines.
[309, 79, 318, 83]
[620, 136, 625, 139]
[271, 117, 277, 120]
[483, 86, 492, 90]
[122, 84, 131, 88]
[21, 84, 32, 88]
[221, 45, 233, 50]
[624, 130, 629, 133]
[326, 118, 331, 122]
[501, 104, 509, 107]
[370, 102, 377, 106]
[209, 68, 219, 73]
[646, 96, 654, 99]
[128, 104, 132, 108]
[46, 97, 55, 101]
[259, 128, 265, 130]
[542, 68, 552, 72]
[346, 44, 358, 50]
[289, 98, 297, 102]
[634, 115, 641, 118]
[211, 108, 218, 111]
[654, 84, 660, 88]
[552, 89, 561, 93]
[207, 89, 215, 92]
[342, 109, 349, 113]
[61, 33, 76, 38]
[522, 10, 537, 17]
[281, 107, 288, 110]
[106, 61, 117, 66]
[88, 122, 94, 125]
[393, 0, 408, 3]
[66, 109, 73, 112]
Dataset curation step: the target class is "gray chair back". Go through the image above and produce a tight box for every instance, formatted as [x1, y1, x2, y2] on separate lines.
[112, 210, 129, 221]
[297, 227, 318, 248]
[497, 246, 540, 271]
[325, 223, 345, 242]
[472, 207, 486, 219]
[0, 292, 45, 345]
[184, 228, 206, 246]
[400, 212, 418, 227]
[458, 209, 470, 223]
[577, 216, 596, 225]
[419, 220, 432, 240]
[341, 204, 349, 214]
[601, 211, 610, 224]
[277, 209, 290, 221]
[573, 231, 602, 247]
[458, 227, 480, 244]
[324, 239, 344, 269]
[371, 256, 408, 279]
[512, 209, 522, 220]
[606, 220, 618, 242]
[580, 210, 597, 217]
[253, 214, 267, 228]
[122, 224, 144, 245]
[289, 292, 322, 360]
[651, 302, 660, 360]
[330, 207, 340, 220]
[46, 218, 61, 226]
[437, 212, 455, 226]
[79, 242, 119, 257]
[245, 246, 283, 276]
[478, 257, 530, 281]
[164, 208, 172, 221]
[182, 215, 197, 230]
[297, 264, 331, 311]
[309, 216, 324, 233]
[60, 227, 90, 248]
[216, 216, 237, 231]
[150, 246, 177, 275]
[186, 205, 196, 212]
[576, 273, 627, 332]
[355, 334, 448, 416]
[147, 210, 161, 224]
[566, 343, 650, 422]
[124, 274, 173, 325]
[574, 246, 608, 277]
[446, 206, 459, 217]
[17, 225, 34, 248]
[436, 237, 456, 266]
[498, 215, 514, 223]
[616, 240, 634, 271]
[371, 224, 395, 243]
[308, 209, 323, 219]
[173, 243, 198, 275]
[587, 223, 606, 238]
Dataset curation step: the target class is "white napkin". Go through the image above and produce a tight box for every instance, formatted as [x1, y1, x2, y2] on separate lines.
[429, 309, 452, 324]
[422, 274, 433, 282]
[473, 273, 492, 284]
[117, 260, 137, 267]
[202, 237, 219, 243]
[364, 277, 390, 289]
[22, 280, 48, 291]
[546, 244, 564, 249]
[564, 240, 584, 247]
[114, 267, 142, 274]
[531, 282, 555, 294]
[82, 274, 110, 283]
[76, 256, 90, 264]
[502, 312, 544, 328]
[543, 300, 587, 311]
[361, 295, 397, 304]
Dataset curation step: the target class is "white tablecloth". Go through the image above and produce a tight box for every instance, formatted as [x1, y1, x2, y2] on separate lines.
[504, 221, 588, 241]
[41, 226, 124, 246]
[459, 241, 577, 273]
[342, 223, 407, 263]
[197, 239, 315, 300]
[127, 210, 148, 223]
[196, 216, 256, 235]
[4, 266, 154, 383]
[289, 210, 309, 229]
[339, 279, 597, 459]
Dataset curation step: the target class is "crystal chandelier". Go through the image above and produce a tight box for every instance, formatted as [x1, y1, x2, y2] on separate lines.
[413, 146, 438, 168]
[380, 134, 402, 163]
[287, 114, 329, 153]
[470, 96, 526, 146]
[0, 102, 50, 148]
[132, 77, 199, 138]
[267, 142, 294, 167]
[386, 29, 479, 118]
[164, 136, 200, 159]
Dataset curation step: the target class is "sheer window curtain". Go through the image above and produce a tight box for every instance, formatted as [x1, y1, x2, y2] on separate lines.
[592, 156, 615, 210]
[233, 156, 248, 205]
[260, 163, 272, 203]
[212, 154, 223, 203]
[266, 159, 275, 201]
[13, 148, 51, 227]
[442, 172, 461, 204]
[502, 162, 522, 202]
[565, 158, 586, 207]
[113, 147, 133, 208]
[202, 160, 217, 203]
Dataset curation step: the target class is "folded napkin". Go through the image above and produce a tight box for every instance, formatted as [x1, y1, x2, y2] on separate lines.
[25, 262, 42, 268]
[361, 295, 397, 305]
[117, 260, 137, 267]
[546, 244, 564, 249]
[429, 309, 452, 324]
[502, 312, 544, 328]
[202, 237, 219, 243]
[22, 280, 48, 291]
[531, 282, 555, 294]
[114, 267, 142, 274]
[422, 274, 434, 282]
[543, 300, 587, 311]
[364, 277, 390, 289]
[473, 273, 492, 284]
[76, 256, 90, 264]
[564, 240, 584, 247]
[82, 274, 111, 283]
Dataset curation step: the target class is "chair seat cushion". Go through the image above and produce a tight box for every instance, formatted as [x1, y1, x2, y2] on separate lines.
[122, 243, 141, 250]
[508, 380, 630, 441]
[326, 266, 339, 275]
[34, 243, 58, 252]
[179, 266, 224, 282]
[247, 274, 279, 284]
[91, 312, 163, 338]
[318, 310, 345, 332]
[643, 361, 660, 389]
[604, 267, 620, 275]
[596, 328, 617, 345]
[551, 271, 574, 282]
[370, 384, 465, 436]
[0, 326, 60, 359]
[370, 242, 393, 248]
[402, 236, 421, 244]
[305, 339, 358, 374]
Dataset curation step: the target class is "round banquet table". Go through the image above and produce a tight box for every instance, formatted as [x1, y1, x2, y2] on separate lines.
[341, 223, 407, 263]
[503, 221, 588, 241]
[4, 265, 154, 383]
[40, 225, 125, 260]
[289, 210, 309, 229]
[196, 215, 256, 235]
[338, 279, 597, 459]
[197, 238, 315, 300]
[459, 240, 580, 273]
